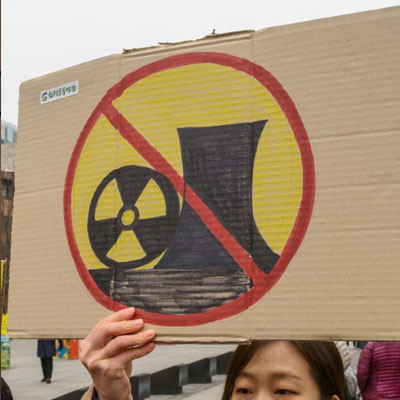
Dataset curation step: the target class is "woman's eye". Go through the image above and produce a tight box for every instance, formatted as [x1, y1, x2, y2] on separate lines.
[236, 387, 252, 394]
[275, 389, 293, 395]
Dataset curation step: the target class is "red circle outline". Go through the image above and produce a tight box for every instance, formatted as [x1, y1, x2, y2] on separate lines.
[64, 52, 315, 326]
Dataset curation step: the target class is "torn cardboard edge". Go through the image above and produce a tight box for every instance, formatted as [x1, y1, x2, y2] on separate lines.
[122, 30, 255, 55]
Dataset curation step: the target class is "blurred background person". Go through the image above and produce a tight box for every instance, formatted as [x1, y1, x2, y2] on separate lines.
[357, 341, 400, 400]
[37, 339, 64, 383]
[335, 341, 358, 400]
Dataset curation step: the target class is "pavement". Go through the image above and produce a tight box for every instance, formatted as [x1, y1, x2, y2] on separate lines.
[2, 339, 362, 400]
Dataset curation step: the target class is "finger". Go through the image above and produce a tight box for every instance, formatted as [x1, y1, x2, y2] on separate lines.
[90, 318, 145, 350]
[105, 341, 156, 368]
[101, 329, 156, 359]
[84, 308, 136, 345]
[105, 307, 136, 323]
[91, 308, 137, 337]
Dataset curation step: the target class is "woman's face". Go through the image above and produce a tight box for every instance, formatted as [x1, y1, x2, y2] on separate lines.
[231, 341, 332, 400]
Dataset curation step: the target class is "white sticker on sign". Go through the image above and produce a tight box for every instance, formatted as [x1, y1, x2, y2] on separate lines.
[40, 81, 79, 104]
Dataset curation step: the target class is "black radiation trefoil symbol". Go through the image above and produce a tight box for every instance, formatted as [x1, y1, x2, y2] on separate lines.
[88, 165, 180, 269]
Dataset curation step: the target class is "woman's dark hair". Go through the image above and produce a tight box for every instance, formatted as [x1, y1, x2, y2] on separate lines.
[221, 341, 345, 400]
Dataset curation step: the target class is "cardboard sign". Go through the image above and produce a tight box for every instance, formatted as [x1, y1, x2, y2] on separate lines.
[8, 6, 400, 341]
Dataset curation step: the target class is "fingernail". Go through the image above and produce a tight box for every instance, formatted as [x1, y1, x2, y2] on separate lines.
[132, 318, 143, 327]
[144, 329, 155, 338]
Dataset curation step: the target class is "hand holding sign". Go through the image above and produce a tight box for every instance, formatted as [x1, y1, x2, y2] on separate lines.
[80, 308, 156, 400]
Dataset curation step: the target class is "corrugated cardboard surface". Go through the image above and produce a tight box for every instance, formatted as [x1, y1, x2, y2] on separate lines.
[9, 6, 400, 341]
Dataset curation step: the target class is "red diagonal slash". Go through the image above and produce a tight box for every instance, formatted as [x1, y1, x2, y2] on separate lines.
[65, 52, 314, 326]
[101, 101, 268, 295]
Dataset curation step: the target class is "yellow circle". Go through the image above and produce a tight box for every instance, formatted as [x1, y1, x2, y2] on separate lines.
[121, 209, 136, 226]
[71, 63, 302, 270]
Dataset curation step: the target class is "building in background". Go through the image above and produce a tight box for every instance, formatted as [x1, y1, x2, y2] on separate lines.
[1, 120, 17, 144]
[1, 120, 17, 173]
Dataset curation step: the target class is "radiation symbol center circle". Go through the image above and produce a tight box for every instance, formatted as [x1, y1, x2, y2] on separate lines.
[118, 207, 139, 229]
